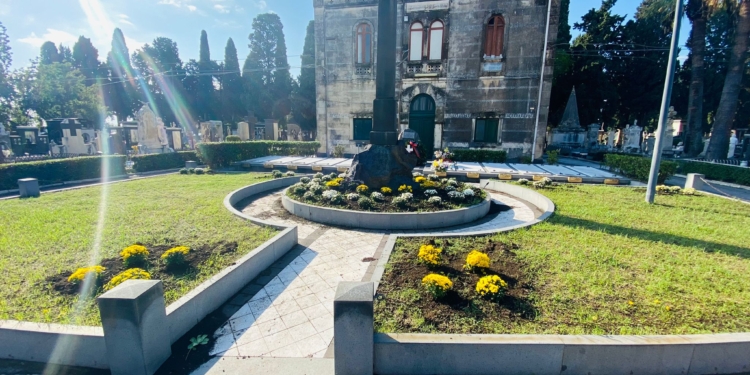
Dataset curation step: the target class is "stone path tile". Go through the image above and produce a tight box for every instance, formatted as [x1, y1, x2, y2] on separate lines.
[206, 186, 536, 360]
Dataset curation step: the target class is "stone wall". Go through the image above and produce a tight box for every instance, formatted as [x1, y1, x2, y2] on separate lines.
[314, 0, 559, 159]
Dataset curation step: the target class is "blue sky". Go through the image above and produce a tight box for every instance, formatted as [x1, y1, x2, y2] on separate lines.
[1, 0, 688, 75]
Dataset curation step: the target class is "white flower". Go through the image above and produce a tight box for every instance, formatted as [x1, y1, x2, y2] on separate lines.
[371, 192, 385, 201]
[462, 188, 475, 196]
[424, 189, 438, 196]
[346, 193, 360, 201]
[400, 192, 413, 201]
[322, 190, 339, 200]
[428, 196, 442, 205]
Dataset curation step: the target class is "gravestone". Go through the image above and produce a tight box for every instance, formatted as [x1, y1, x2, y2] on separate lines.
[607, 130, 616, 149]
[136, 105, 164, 153]
[237, 122, 250, 141]
[587, 124, 600, 149]
[200, 121, 224, 142]
[728, 133, 738, 158]
[699, 136, 710, 157]
[622, 124, 643, 152]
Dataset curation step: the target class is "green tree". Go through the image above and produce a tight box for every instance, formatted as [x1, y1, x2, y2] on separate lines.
[58, 44, 73, 64]
[132, 37, 187, 126]
[684, 0, 711, 155]
[707, 0, 750, 159]
[197, 30, 214, 120]
[72, 35, 100, 82]
[39, 41, 60, 65]
[0, 22, 13, 126]
[106, 28, 139, 121]
[243, 13, 289, 120]
[291, 21, 317, 132]
[29, 62, 103, 121]
[271, 18, 292, 120]
[220, 38, 243, 123]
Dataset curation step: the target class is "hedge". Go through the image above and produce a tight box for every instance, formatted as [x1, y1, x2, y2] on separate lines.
[0, 156, 127, 190]
[451, 149, 507, 163]
[604, 154, 677, 183]
[198, 141, 320, 168]
[677, 160, 750, 186]
[131, 151, 198, 173]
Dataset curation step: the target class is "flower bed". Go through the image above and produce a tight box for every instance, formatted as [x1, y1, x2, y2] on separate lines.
[285, 172, 487, 213]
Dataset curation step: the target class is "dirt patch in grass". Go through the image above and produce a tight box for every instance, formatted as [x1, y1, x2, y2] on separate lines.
[375, 237, 536, 333]
[45, 241, 238, 297]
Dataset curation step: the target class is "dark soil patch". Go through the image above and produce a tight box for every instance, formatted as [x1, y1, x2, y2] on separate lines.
[45, 241, 239, 297]
[375, 238, 537, 333]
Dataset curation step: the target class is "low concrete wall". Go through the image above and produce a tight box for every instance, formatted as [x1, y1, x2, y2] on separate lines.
[281, 194, 491, 230]
[166, 227, 297, 343]
[224, 176, 305, 229]
[0, 320, 107, 369]
[373, 333, 750, 375]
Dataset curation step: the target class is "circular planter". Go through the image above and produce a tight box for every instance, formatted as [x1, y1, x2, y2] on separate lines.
[281, 191, 491, 230]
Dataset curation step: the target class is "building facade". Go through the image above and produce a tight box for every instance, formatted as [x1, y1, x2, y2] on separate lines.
[314, 0, 559, 159]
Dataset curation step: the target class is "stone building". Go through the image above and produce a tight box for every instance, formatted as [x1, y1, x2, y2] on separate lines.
[314, 0, 559, 159]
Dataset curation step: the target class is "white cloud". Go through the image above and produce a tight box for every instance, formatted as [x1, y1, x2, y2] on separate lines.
[18, 29, 78, 48]
[117, 14, 134, 27]
[213, 4, 229, 13]
[159, 0, 199, 12]
[255, 0, 267, 11]
[187, 5, 197, 12]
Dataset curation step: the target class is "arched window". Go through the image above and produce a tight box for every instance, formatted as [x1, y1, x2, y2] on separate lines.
[356, 23, 372, 64]
[409, 22, 424, 61]
[428, 20, 444, 60]
[484, 15, 505, 58]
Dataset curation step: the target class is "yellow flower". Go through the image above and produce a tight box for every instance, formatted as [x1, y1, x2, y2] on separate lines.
[417, 244, 442, 265]
[421, 273, 453, 291]
[464, 250, 491, 270]
[665, 306, 672, 311]
[476, 275, 507, 299]
[381, 187, 393, 195]
[161, 246, 190, 259]
[653, 299, 661, 305]
[104, 268, 152, 291]
[591, 315, 598, 321]
[420, 180, 439, 189]
[628, 300, 634, 306]
[356, 184, 369, 194]
[414, 176, 427, 183]
[120, 245, 149, 262]
[67, 266, 106, 283]
[326, 180, 340, 188]
[398, 185, 412, 193]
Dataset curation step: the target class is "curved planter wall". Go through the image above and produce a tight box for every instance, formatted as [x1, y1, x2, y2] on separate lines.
[281, 193, 491, 230]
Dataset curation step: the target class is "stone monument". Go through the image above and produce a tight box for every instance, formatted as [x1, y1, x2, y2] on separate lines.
[136, 105, 165, 153]
[549, 89, 587, 149]
[728, 132, 738, 158]
[607, 129, 616, 149]
[622, 122, 643, 152]
[346, 0, 417, 189]
[237, 122, 250, 141]
[586, 124, 600, 150]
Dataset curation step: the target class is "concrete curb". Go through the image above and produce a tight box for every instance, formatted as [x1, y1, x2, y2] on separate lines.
[281, 193, 491, 231]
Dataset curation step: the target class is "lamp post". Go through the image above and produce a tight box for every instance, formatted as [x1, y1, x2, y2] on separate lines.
[646, 0, 683, 204]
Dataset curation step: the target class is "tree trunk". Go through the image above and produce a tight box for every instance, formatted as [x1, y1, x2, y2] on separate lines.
[706, 0, 750, 159]
[685, 2, 707, 156]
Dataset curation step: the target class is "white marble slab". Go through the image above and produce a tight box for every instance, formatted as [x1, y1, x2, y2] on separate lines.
[506, 164, 551, 175]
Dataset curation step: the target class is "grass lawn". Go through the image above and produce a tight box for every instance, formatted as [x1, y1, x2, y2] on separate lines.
[0, 173, 276, 326]
[375, 184, 750, 335]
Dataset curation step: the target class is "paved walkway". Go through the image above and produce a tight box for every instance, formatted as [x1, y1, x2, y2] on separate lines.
[201, 188, 536, 364]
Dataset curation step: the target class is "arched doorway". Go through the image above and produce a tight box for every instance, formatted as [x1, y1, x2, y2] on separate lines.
[409, 94, 436, 151]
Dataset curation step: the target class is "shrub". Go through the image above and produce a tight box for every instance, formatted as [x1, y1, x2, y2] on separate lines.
[333, 144, 346, 158]
[300, 177, 311, 184]
[463, 188, 475, 197]
[444, 185, 456, 192]
[225, 135, 242, 142]
[381, 187, 393, 195]
[271, 170, 283, 178]
[518, 178, 530, 185]
[546, 149, 560, 165]
[346, 193, 360, 201]
[322, 175, 332, 182]
[309, 184, 325, 195]
[400, 192, 413, 201]
[328, 172, 338, 178]
[161, 246, 190, 267]
[464, 250, 491, 271]
[418, 244, 442, 265]
[447, 178, 458, 186]
[682, 187, 698, 196]
[448, 191, 464, 201]
[285, 171, 295, 177]
[120, 245, 149, 267]
[358, 197, 374, 209]
[291, 183, 307, 195]
[312, 178, 323, 184]
[656, 185, 682, 195]
[424, 189, 438, 196]
[322, 190, 339, 201]
[356, 184, 369, 194]
[0, 156, 127, 190]
[104, 268, 152, 291]
[188, 168, 195, 174]
[194, 168, 205, 175]
[604, 154, 677, 183]
[476, 275, 508, 301]
[422, 274, 453, 299]
[520, 155, 533, 164]
[314, 172, 324, 179]
[677, 160, 750, 186]
[67, 266, 106, 284]
[197, 141, 320, 169]
[179, 168, 188, 175]
[392, 196, 408, 207]
[371, 192, 385, 201]
[398, 185, 413, 193]
[428, 196, 442, 205]
[451, 149, 507, 163]
[131, 151, 198, 173]
[303, 191, 316, 200]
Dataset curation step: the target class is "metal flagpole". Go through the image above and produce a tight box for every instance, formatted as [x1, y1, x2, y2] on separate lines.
[646, 0, 683, 204]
